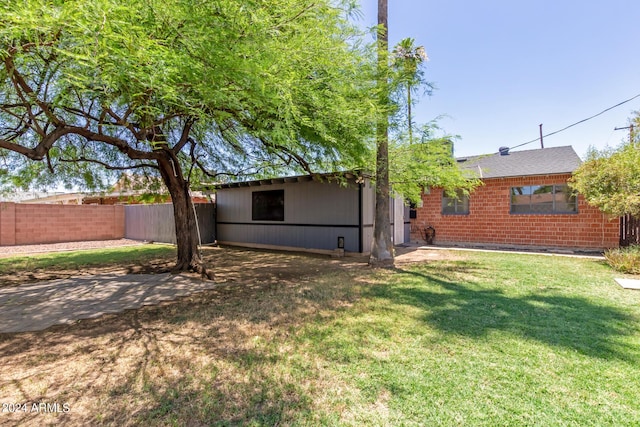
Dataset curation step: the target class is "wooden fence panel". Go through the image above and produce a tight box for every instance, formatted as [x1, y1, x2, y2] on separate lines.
[125, 203, 215, 244]
[620, 214, 640, 247]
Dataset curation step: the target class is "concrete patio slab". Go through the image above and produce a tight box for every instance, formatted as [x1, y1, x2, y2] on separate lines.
[615, 278, 640, 290]
[0, 273, 218, 333]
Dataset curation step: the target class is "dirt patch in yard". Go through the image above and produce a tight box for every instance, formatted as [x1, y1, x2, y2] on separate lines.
[0, 244, 463, 287]
[394, 246, 466, 264]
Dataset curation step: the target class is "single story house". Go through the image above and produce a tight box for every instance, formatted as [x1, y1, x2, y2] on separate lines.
[213, 172, 409, 255]
[410, 145, 619, 251]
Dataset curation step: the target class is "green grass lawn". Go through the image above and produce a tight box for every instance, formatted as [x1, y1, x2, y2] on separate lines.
[293, 253, 640, 426]
[1, 248, 639, 426]
[0, 244, 175, 275]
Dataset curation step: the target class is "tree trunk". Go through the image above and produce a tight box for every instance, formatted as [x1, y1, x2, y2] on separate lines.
[156, 149, 213, 279]
[407, 85, 413, 144]
[369, 0, 394, 267]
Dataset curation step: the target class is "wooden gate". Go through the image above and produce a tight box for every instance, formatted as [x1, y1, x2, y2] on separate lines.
[620, 214, 640, 246]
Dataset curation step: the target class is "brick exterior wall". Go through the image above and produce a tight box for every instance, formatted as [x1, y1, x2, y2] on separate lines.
[410, 174, 619, 251]
[0, 202, 125, 246]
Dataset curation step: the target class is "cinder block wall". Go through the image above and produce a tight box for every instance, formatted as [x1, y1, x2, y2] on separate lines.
[0, 202, 16, 245]
[0, 202, 125, 246]
[410, 174, 619, 250]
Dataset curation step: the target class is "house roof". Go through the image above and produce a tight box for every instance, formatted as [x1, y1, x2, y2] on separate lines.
[457, 146, 582, 179]
[207, 170, 369, 189]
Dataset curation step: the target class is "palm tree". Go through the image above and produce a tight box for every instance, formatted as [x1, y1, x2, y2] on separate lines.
[392, 38, 428, 144]
[369, 0, 394, 267]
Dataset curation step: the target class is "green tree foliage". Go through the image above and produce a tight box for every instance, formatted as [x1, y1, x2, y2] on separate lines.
[0, 0, 376, 272]
[390, 124, 481, 204]
[0, 0, 375, 182]
[570, 120, 640, 217]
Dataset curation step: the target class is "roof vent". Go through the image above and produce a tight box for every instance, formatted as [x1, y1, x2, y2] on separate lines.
[499, 146, 510, 156]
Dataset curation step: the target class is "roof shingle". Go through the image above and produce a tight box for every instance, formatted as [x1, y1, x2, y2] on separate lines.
[457, 146, 582, 179]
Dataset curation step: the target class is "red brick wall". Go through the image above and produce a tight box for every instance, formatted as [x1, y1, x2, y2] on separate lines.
[0, 202, 125, 246]
[410, 174, 619, 250]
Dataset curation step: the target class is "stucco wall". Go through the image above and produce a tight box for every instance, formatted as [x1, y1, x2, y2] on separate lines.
[410, 174, 619, 251]
[0, 202, 125, 246]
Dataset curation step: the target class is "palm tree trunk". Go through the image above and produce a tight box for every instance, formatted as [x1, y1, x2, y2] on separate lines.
[407, 84, 413, 143]
[369, 0, 394, 267]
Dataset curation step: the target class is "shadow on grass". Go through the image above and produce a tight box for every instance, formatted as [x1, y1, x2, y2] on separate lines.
[3, 249, 637, 425]
[0, 248, 361, 425]
[0, 297, 317, 426]
[375, 265, 639, 361]
[115, 311, 313, 426]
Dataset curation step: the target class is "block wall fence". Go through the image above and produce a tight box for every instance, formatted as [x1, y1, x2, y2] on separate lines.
[0, 202, 124, 246]
[410, 174, 619, 251]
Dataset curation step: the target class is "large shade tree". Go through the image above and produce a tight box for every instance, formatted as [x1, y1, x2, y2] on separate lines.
[0, 0, 376, 275]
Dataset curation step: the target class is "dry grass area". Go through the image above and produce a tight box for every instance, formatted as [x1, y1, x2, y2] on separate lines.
[0, 246, 459, 426]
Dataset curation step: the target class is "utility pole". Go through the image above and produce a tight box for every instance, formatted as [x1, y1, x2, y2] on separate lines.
[614, 124, 634, 143]
[539, 124, 544, 148]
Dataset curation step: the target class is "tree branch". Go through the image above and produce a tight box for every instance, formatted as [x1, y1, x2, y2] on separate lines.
[61, 105, 105, 126]
[171, 117, 196, 154]
[58, 156, 158, 170]
[259, 136, 312, 173]
[4, 54, 63, 129]
[104, 106, 144, 140]
[46, 151, 54, 173]
[193, 158, 268, 180]
[0, 125, 73, 160]
[271, 4, 317, 32]
[67, 126, 160, 161]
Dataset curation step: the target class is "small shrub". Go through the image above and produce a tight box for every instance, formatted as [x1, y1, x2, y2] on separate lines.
[604, 245, 640, 274]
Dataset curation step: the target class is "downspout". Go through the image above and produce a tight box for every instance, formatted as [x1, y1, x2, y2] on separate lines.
[359, 182, 363, 253]
[214, 190, 218, 245]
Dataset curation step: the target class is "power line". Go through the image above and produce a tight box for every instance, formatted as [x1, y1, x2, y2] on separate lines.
[509, 93, 640, 150]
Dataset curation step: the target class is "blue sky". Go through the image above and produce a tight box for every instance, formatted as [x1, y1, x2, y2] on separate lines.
[356, 0, 640, 158]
